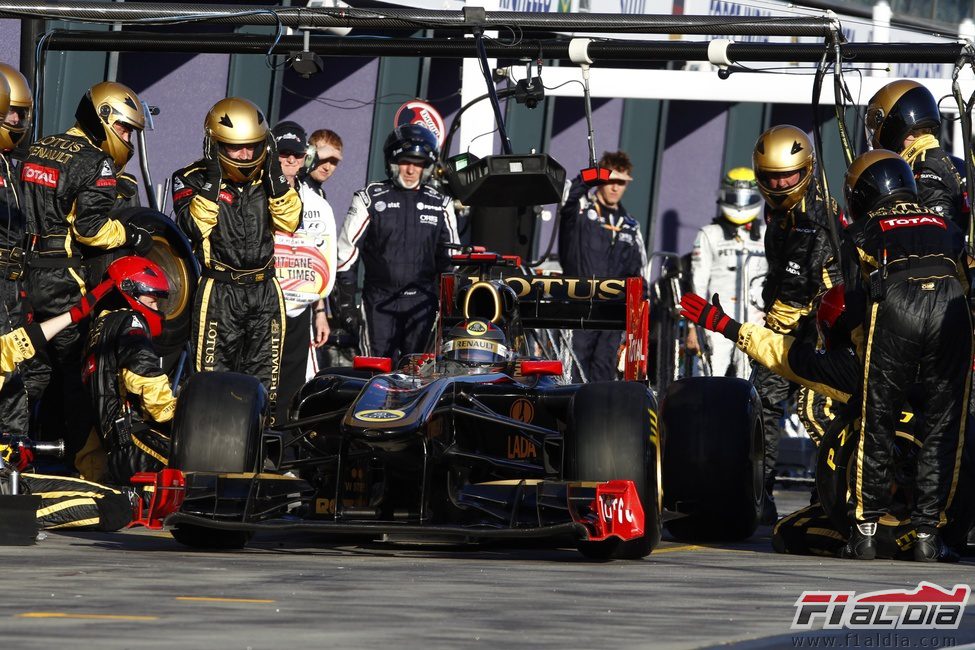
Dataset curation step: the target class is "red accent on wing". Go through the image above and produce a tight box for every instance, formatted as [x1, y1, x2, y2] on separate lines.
[520, 360, 563, 376]
[173, 188, 193, 202]
[126, 469, 186, 530]
[576, 480, 645, 543]
[624, 277, 649, 382]
[95, 178, 117, 187]
[353, 356, 393, 373]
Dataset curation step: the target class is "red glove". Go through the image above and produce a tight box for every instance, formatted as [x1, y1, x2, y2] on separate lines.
[680, 293, 736, 337]
[69, 279, 114, 324]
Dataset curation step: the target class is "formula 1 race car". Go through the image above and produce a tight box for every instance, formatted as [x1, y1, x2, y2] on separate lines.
[161, 253, 764, 559]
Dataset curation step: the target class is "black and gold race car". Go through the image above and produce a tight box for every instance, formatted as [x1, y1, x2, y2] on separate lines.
[161, 252, 764, 559]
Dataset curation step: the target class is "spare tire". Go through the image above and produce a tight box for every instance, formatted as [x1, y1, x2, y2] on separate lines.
[85, 207, 200, 356]
[563, 382, 662, 560]
[661, 376, 763, 542]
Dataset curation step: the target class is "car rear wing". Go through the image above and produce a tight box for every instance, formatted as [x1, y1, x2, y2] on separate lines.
[440, 259, 650, 381]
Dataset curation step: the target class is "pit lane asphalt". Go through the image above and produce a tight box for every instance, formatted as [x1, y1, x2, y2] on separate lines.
[1, 490, 973, 650]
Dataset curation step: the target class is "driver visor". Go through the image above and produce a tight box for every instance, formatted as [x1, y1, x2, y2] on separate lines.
[718, 186, 762, 210]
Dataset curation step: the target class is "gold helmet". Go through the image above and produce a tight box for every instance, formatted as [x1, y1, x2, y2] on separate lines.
[204, 97, 269, 183]
[865, 80, 940, 152]
[844, 149, 917, 222]
[0, 64, 29, 151]
[75, 81, 145, 169]
[752, 125, 815, 212]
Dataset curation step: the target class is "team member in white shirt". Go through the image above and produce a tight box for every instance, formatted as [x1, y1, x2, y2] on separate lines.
[686, 167, 767, 379]
[271, 122, 337, 423]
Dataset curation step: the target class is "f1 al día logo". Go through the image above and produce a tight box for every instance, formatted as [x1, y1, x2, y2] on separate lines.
[792, 582, 970, 630]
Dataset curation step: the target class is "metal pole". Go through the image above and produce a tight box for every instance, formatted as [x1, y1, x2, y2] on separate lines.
[0, 2, 836, 36]
[18, 18, 43, 84]
[38, 31, 975, 64]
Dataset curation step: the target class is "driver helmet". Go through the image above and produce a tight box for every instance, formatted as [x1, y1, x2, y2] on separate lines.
[106, 255, 170, 337]
[718, 167, 763, 225]
[442, 319, 511, 367]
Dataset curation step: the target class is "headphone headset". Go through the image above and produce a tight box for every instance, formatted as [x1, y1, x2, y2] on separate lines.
[304, 144, 318, 171]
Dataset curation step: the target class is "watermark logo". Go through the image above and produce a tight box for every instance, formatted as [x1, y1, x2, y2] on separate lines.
[792, 582, 970, 631]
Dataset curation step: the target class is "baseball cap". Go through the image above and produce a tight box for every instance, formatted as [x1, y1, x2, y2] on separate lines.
[272, 120, 308, 155]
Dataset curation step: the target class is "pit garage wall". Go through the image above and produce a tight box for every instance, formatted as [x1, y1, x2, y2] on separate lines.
[0, 16, 841, 270]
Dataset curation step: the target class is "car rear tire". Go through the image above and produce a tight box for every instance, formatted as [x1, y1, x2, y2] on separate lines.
[661, 377, 763, 542]
[169, 371, 267, 550]
[563, 382, 662, 560]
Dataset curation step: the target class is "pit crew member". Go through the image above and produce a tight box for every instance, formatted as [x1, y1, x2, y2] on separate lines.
[20, 81, 150, 463]
[0, 255, 139, 529]
[680, 286, 972, 561]
[752, 125, 841, 520]
[841, 149, 970, 562]
[866, 80, 968, 232]
[173, 97, 301, 423]
[558, 150, 648, 382]
[0, 66, 31, 435]
[335, 125, 457, 362]
[77, 256, 173, 484]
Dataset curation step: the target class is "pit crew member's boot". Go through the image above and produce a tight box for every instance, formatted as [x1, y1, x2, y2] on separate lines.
[914, 529, 960, 563]
[842, 522, 877, 560]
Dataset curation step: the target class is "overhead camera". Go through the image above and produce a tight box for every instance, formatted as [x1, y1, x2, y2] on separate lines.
[291, 50, 325, 78]
[514, 77, 544, 109]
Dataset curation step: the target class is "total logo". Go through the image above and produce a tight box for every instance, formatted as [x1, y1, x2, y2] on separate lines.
[354, 409, 405, 422]
[21, 163, 59, 188]
[879, 215, 946, 231]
